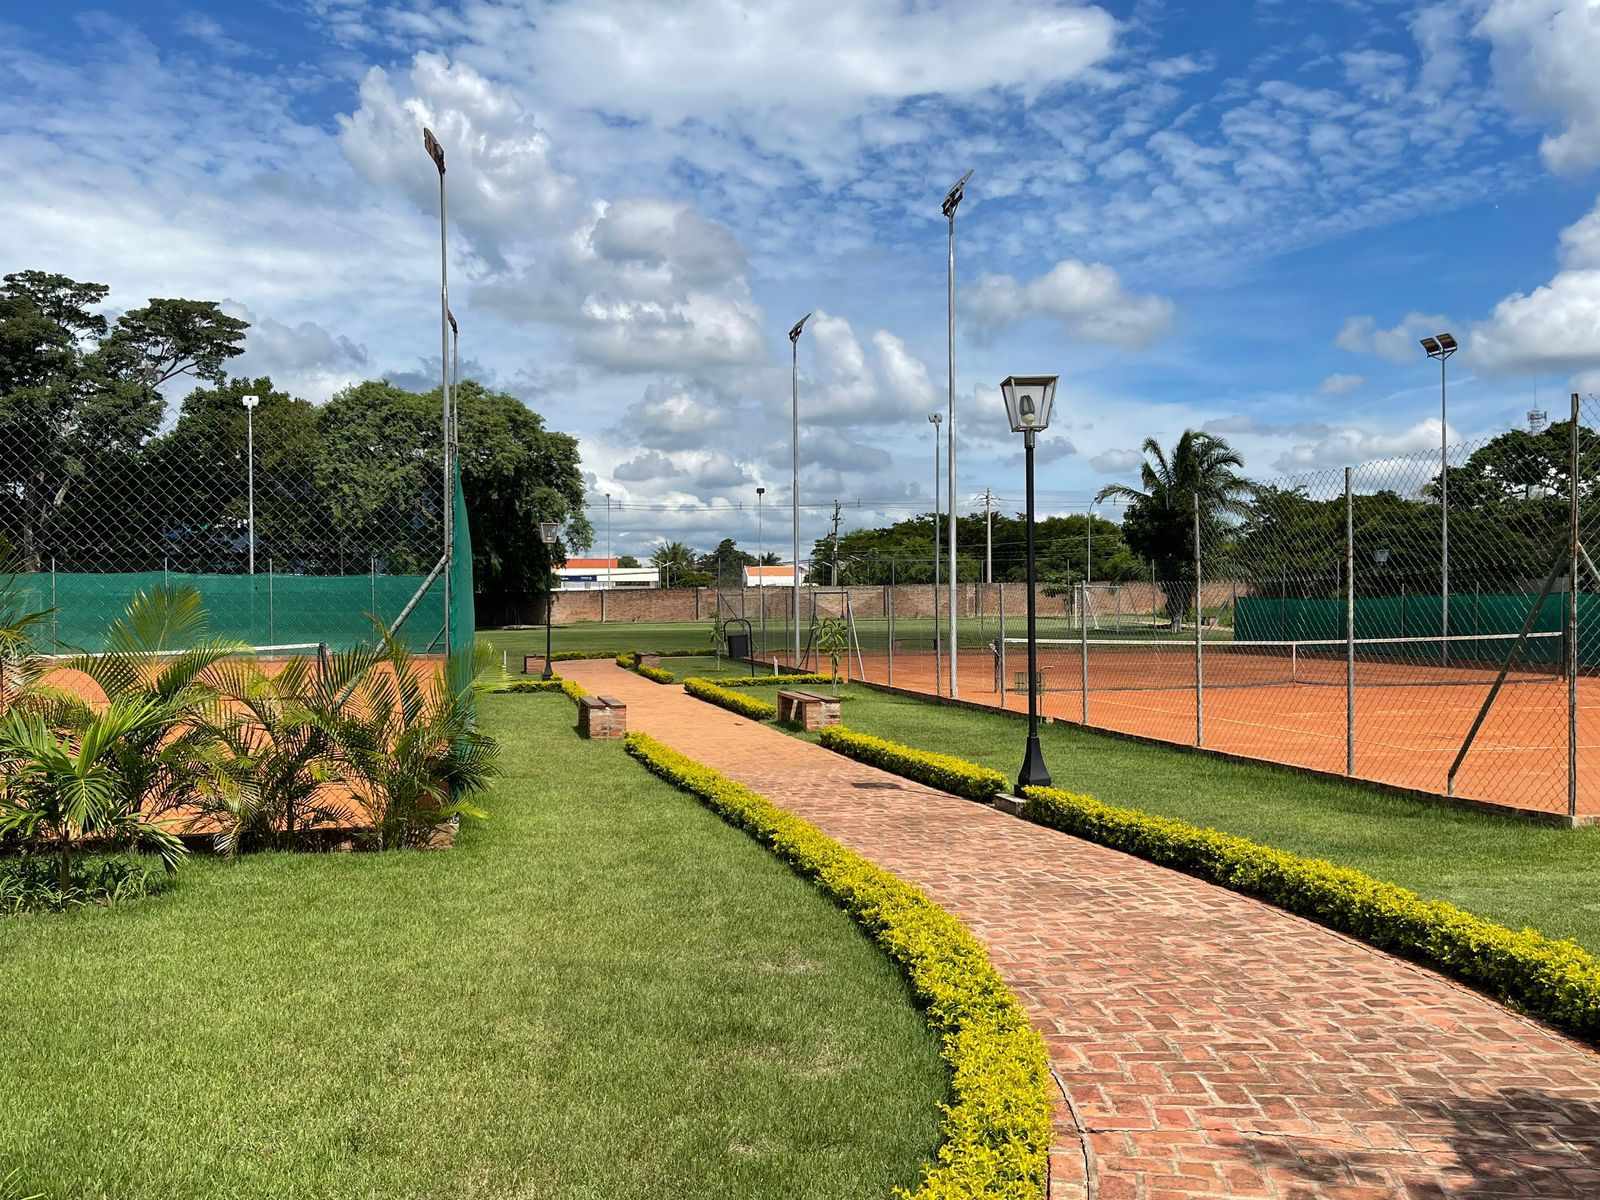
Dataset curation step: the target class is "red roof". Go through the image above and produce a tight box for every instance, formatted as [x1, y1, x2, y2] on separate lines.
[563, 558, 619, 569]
[745, 564, 794, 577]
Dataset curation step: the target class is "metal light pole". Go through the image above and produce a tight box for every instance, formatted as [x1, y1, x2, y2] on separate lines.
[1421, 332, 1457, 662]
[756, 486, 766, 653]
[790, 313, 811, 667]
[1000, 375, 1058, 794]
[424, 127, 452, 646]
[242, 394, 259, 575]
[539, 521, 559, 680]
[929, 412, 943, 694]
[943, 170, 971, 697]
[605, 493, 612, 590]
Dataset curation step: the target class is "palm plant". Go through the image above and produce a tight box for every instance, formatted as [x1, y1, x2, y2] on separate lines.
[0, 697, 187, 890]
[1094, 431, 1254, 625]
[196, 643, 384, 855]
[55, 586, 241, 818]
[332, 636, 499, 850]
[817, 616, 848, 685]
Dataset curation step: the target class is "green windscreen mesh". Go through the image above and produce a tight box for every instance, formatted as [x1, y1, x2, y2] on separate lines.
[447, 461, 476, 692]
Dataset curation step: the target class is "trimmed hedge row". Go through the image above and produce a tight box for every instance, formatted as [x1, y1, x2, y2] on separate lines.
[716, 672, 839, 688]
[1022, 785, 1600, 1042]
[623, 732, 1052, 1200]
[682, 677, 778, 721]
[500, 679, 567, 694]
[637, 663, 676, 684]
[817, 727, 1008, 804]
[547, 648, 705, 662]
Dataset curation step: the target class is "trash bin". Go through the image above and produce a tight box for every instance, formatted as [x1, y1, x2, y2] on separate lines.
[724, 617, 753, 664]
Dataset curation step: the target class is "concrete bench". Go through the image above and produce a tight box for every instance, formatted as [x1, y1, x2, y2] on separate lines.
[578, 694, 627, 739]
[777, 689, 840, 731]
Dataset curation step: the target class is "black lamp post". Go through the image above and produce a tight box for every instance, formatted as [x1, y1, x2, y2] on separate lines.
[1001, 374, 1059, 795]
[540, 521, 559, 679]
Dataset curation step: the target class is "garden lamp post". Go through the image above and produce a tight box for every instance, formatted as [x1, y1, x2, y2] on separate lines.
[942, 169, 972, 697]
[790, 313, 811, 667]
[1420, 332, 1456, 661]
[540, 521, 559, 679]
[242, 393, 259, 575]
[1000, 374, 1058, 794]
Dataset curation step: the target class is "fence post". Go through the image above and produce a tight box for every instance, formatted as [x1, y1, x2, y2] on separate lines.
[1194, 496, 1204, 747]
[268, 557, 275, 646]
[1345, 467, 1355, 776]
[50, 556, 57, 651]
[370, 555, 377, 619]
[998, 581, 1006, 705]
[888, 560, 895, 686]
[1569, 391, 1581, 821]
[1080, 580, 1089, 724]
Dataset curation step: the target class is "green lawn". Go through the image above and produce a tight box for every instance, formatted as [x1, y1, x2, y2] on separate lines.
[791, 685, 1600, 954]
[0, 695, 944, 1200]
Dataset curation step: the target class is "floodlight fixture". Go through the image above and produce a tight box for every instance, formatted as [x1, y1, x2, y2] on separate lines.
[941, 168, 973, 219]
[447, 308, 458, 337]
[1421, 332, 1456, 361]
[1437, 332, 1458, 353]
[1000, 375, 1059, 435]
[423, 127, 446, 175]
[1374, 547, 1390, 566]
[241, 393, 260, 410]
[789, 312, 812, 343]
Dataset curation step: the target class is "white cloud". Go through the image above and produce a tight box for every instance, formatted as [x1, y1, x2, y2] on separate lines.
[1335, 312, 1452, 363]
[1319, 372, 1365, 395]
[1088, 448, 1144, 474]
[967, 259, 1174, 347]
[1478, 0, 1600, 174]
[798, 311, 938, 425]
[1270, 418, 1447, 473]
[1472, 193, 1600, 375]
[222, 301, 371, 402]
[338, 53, 573, 260]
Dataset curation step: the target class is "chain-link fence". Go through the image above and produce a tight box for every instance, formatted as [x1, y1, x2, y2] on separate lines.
[0, 408, 462, 656]
[967, 397, 1597, 822]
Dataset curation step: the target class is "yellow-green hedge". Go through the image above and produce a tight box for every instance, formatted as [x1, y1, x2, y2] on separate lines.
[717, 672, 839, 688]
[1022, 785, 1600, 1042]
[817, 728, 1008, 803]
[682, 677, 777, 721]
[636, 663, 675, 684]
[616, 651, 640, 669]
[623, 732, 1051, 1199]
[499, 679, 566, 694]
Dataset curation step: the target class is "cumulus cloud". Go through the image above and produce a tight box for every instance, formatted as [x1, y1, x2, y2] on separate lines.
[338, 52, 573, 259]
[966, 259, 1174, 348]
[797, 312, 938, 425]
[1472, 194, 1600, 375]
[1269, 418, 1448, 473]
[612, 448, 753, 492]
[1478, 0, 1600, 174]
[222, 301, 370, 401]
[1319, 372, 1365, 395]
[1088, 448, 1145, 474]
[1335, 312, 1452, 363]
[609, 379, 737, 451]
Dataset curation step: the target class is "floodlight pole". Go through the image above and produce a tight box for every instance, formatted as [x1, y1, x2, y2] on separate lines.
[943, 170, 970, 698]
[242, 394, 259, 576]
[757, 486, 766, 652]
[1017, 426, 1050, 793]
[424, 127, 452, 650]
[935, 418, 942, 692]
[790, 314, 811, 668]
[605, 493, 612, 589]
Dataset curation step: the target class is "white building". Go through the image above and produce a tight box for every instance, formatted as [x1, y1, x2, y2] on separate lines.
[554, 558, 660, 590]
[743, 564, 798, 588]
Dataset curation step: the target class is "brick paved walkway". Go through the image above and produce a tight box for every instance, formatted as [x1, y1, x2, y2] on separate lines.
[564, 662, 1600, 1199]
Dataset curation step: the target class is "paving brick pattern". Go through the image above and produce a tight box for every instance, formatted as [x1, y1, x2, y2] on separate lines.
[564, 662, 1600, 1199]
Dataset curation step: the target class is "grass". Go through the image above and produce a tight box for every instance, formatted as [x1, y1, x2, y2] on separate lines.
[0, 695, 944, 1200]
[789, 684, 1600, 955]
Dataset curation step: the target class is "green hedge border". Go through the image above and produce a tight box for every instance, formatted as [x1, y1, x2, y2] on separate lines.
[614, 651, 677, 684]
[810, 722, 1600, 1042]
[622, 732, 1052, 1199]
[817, 728, 1007, 804]
[544, 648, 706, 663]
[682, 677, 778, 721]
[716, 672, 839, 689]
[1021, 784, 1600, 1042]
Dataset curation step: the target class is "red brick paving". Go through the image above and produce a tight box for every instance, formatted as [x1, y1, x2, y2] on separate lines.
[564, 662, 1600, 1200]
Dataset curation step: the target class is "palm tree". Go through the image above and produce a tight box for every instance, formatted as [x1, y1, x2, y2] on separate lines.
[649, 541, 696, 586]
[1094, 431, 1253, 626]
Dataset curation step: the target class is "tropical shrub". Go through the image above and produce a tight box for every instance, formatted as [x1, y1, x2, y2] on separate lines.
[0, 853, 171, 915]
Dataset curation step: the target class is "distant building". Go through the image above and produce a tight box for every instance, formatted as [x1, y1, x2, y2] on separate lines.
[743, 563, 798, 588]
[554, 558, 660, 590]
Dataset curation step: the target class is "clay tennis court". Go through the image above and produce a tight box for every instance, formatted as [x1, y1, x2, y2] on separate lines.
[798, 642, 1600, 821]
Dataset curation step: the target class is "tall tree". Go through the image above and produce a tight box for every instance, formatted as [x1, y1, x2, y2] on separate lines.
[1095, 431, 1253, 621]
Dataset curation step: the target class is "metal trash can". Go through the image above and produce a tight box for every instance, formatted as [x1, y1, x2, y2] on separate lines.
[724, 617, 753, 664]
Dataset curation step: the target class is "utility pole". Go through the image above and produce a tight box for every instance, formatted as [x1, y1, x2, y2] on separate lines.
[983, 487, 994, 584]
[830, 500, 843, 586]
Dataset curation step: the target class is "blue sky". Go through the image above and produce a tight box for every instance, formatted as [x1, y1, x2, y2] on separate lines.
[6, 0, 1600, 559]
